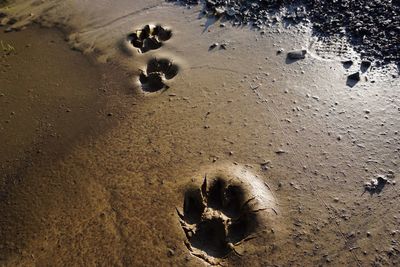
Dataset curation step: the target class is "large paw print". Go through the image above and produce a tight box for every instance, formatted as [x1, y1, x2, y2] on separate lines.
[127, 24, 172, 53]
[177, 176, 264, 264]
[139, 58, 179, 92]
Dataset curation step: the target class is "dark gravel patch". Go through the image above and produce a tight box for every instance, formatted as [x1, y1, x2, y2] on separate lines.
[167, 0, 400, 68]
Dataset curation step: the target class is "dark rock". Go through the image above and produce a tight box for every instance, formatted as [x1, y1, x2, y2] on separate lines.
[348, 72, 360, 81]
[346, 72, 360, 88]
[364, 174, 394, 195]
[360, 60, 372, 72]
[209, 42, 218, 50]
[342, 60, 353, 69]
[287, 49, 307, 60]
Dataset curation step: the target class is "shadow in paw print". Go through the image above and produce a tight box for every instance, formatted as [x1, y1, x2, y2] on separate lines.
[127, 24, 172, 53]
[178, 177, 261, 264]
[190, 218, 231, 258]
[183, 188, 205, 224]
[139, 58, 179, 92]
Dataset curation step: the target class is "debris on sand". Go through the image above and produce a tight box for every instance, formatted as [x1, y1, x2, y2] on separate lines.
[346, 72, 360, 88]
[209, 42, 218, 50]
[348, 72, 360, 81]
[360, 60, 372, 73]
[169, 0, 400, 67]
[287, 49, 307, 60]
[342, 60, 353, 69]
[364, 174, 395, 194]
[209, 42, 228, 51]
[260, 160, 271, 171]
[220, 43, 227, 50]
[275, 149, 287, 154]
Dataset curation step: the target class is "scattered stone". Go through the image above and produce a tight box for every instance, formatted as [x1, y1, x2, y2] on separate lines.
[346, 72, 360, 87]
[167, 248, 175, 257]
[260, 161, 270, 171]
[214, 6, 225, 16]
[364, 174, 395, 194]
[360, 60, 372, 73]
[287, 49, 307, 60]
[342, 60, 353, 69]
[168, 0, 400, 67]
[348, 72, 360, 82]
[209, 43, 218, 50]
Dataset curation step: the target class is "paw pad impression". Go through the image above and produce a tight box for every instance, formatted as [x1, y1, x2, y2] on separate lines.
[139, 58, 179, 92]
[127, 24, 172, 53]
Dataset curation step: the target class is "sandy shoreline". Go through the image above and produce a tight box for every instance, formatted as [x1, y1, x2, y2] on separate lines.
[1, 0, 400, 266]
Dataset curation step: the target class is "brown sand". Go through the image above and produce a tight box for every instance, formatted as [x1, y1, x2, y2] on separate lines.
[1, 0, 400, 266]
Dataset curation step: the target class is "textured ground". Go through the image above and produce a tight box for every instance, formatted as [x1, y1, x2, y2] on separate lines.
[169, 0, 400, 68]
[0, 0, 399, 266]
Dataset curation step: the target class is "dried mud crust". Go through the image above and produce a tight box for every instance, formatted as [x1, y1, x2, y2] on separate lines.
[139, 58, 179, 92]
[177, 171, 278, 265]
[127, 24, 172, 53]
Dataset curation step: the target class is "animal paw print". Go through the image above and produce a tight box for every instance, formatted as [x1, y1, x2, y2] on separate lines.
[177, 176, 263, 264]
[139, 58, 179, 92]
[127, 24, 172, 53]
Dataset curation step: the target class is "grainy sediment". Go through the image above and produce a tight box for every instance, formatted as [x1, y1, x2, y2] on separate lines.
[168, 0, 400, 68]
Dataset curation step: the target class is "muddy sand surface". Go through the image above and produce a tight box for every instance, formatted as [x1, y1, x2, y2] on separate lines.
[1, 0, 400, 266]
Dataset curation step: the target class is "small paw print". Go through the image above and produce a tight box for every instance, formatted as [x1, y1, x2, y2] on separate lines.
[139, 58, 179, 92]
[127, 24, 172, 53]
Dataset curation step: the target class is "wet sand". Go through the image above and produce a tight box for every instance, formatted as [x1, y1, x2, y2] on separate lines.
[1, 0, 400, 266]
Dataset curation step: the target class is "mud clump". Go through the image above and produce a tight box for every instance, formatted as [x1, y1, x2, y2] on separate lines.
[139, 58, 179, 92]
[364, 173, 396, 195]
[168, 0, 400, 68]
[127, 24, 172, 53]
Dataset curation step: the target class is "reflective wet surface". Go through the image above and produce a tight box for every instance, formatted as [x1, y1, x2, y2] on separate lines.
[0, 1, 399, 266]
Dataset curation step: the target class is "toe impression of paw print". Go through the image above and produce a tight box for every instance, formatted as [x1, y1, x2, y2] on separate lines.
[177, 174, 274, 265]
[139, 58, 179, 93]
[127, 24, 172, 53]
